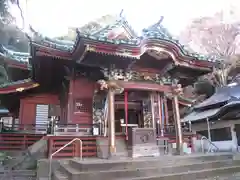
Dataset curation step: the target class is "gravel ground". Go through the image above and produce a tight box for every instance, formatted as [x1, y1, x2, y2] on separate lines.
[0, 177, 36, 180]
[200, 173, 240, 180]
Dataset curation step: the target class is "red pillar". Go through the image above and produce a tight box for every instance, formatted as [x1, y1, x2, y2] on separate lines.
[157, 94, 162, 136]
[67, 79, 74, 123]
[164, 96, 169, 125]
[124, 91, 128, 140]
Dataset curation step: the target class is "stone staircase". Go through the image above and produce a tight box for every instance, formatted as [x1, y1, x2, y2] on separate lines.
[51, 153, 240, 180]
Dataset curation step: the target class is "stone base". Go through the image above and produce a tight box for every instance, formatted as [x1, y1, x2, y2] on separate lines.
[96, 137, 128, 159]
[128, 144, 160, 158]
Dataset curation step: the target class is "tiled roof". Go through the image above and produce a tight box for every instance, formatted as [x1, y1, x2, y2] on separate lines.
[182, 84, 240, 122]
[0, 45, 31, 68]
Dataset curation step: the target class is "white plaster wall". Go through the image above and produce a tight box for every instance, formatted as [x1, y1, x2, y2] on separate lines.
[191, 119, 240, 152]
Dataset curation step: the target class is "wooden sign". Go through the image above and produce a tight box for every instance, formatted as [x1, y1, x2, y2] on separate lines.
[74, 98, 91, 113]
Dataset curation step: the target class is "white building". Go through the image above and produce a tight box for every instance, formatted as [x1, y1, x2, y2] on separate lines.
[182, 84, 240, 152]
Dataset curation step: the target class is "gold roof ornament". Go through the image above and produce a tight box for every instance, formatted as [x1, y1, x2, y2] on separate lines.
[97, 79, 124, 94]
[32, 83, 40, 88]
[16, 87, 25, 92]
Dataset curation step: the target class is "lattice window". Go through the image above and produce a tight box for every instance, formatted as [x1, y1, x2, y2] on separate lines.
[74, 98, 92, 113]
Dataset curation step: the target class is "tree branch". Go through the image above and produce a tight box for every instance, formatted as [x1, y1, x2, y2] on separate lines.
[180, 11, 240, 86]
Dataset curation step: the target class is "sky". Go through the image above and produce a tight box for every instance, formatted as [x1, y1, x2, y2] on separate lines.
[11, 0, 240, 38]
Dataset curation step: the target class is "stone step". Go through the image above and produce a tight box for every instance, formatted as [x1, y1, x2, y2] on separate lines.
[70, 153, 233, 172]
[0, 170, 36, 175]
[0, 177, 36, 180]
[0, 169, 36, 176]
[198, 172, 240, 180]
[96, 137, 128, 159]
[118, 165, 240, 180]
[53, 170, 68, 180]
[58, 159, 240, 180]
[0, 170, 36, 180]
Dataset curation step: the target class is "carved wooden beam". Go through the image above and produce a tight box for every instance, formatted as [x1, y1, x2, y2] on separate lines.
[114, 80, 172, 93]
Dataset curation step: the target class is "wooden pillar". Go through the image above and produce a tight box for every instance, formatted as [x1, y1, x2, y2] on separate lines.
[150, 93, 155, 128]
[157, 93, 162, 136]
[67, 79, 74, 123]
[164, 96, 169, 125]
[172, 84, 183, 155]
[108, 88, 116, 158]
[124, 91, 128, 140]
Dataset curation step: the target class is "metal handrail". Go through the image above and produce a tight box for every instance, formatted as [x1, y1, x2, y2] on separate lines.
[48, 138, 83, 180]
[200, 136, 219, 153]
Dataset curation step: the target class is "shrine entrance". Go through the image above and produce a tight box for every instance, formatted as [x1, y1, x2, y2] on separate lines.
[115, 104, 144, 133]
[112, 89, 170, 137]
[114, 91, 146, 134]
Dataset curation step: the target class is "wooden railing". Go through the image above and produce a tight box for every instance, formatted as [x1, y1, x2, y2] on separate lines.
[1, 123, 48, 134]
[0, 133, 44, 151]
[1, 123, 101, 136]
[1, 122, 192, 139]
[53, 123, 95, 136]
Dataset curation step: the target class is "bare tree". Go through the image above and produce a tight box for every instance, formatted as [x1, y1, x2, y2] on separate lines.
[0, 0, 14, 23]
[181, 11, 240, 87]
[0, 0, 23, 24]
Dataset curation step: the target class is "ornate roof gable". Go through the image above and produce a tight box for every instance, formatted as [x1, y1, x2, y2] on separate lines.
[142, 16, 172, 39]
[79, 12, 139, 45]
[142, 17, 216, 61]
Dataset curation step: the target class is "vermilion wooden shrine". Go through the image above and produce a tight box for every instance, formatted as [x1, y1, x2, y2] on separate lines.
[0, 15, 215, 158]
